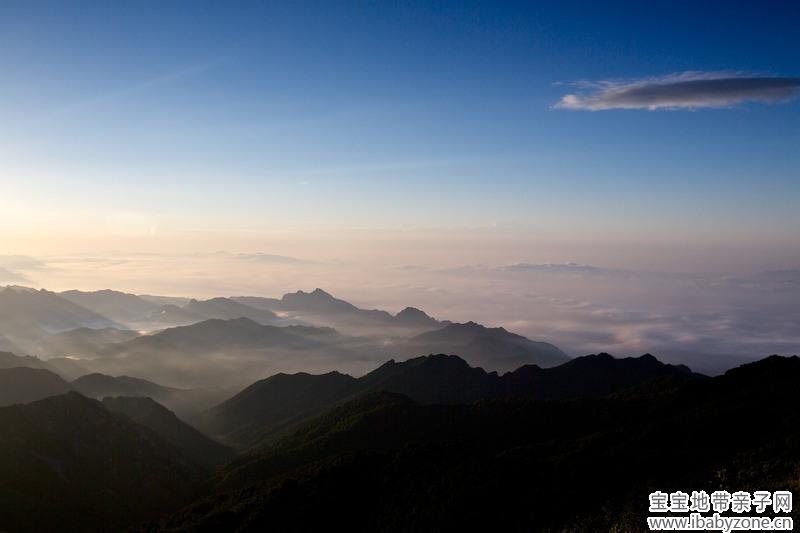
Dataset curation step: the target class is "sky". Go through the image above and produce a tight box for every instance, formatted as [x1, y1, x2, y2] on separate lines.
[1, 0, 799, 274]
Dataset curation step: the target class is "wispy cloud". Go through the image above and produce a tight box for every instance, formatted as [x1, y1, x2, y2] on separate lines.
[0, 267, 30, 283]
[555, 71, 800, 111]
[236, 252, 312, 265]
[34, 57, 229, 123]
[0, 255, 46, 271]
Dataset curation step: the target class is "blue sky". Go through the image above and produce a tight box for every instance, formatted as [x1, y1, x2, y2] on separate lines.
[1, 1, 799, 271]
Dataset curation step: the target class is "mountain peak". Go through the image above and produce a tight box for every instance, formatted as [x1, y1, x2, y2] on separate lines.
[280, 288, 358, 313]
[394, 307, 439, 327]
[722, 354, 800, 381]
[310, 288, 333, 298]
[416, 353, 473, 368]
[562, 353, 695, 378]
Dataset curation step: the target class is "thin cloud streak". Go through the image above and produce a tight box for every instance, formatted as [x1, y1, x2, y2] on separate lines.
[555, 71, 800, 111]
[32, 57, 230, 124]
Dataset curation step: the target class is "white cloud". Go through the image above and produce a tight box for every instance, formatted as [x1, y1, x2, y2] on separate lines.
[555, 71, 800, 111]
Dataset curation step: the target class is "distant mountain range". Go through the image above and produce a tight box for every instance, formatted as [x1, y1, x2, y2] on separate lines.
[112, 317, 335, 355]
[0, 350, 90, 380]
[74, 373, 228, 418]
[72, 315, 565, 388]
[60, 289, 163, 323]
[184, 297, 279, 324]
[0, 360, 224, 418]
[45, 327, 140, 355]
[57, 287, 444, 335]
[232, 288, 445, 334]
[383, 320, 569, 371]
[0, 287, 121, 355]
[0, 350, 54, 372]
[0, 285, 569, 386]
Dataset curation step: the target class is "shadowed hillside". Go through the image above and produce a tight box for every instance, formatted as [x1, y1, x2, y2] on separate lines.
[72, 373, 230, 419]
[199, 352, 699, 449]
[0, 393, 207, 532]
[0, 367, 72, 406]
[102, 396, 234, 470]
[152, 356, 800, 532]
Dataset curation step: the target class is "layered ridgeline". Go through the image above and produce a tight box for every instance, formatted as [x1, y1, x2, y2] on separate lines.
[0, 353, 796, 531]
[0, 287, 121, 355]
[0, 362, 225, 418]
[87, 318, 352, 387]
[0, 350, 89, 381]
[383, 321, 568, 370]
[58, 287, 444, 334]
[233, 288, 445, 335]
[79, 317, 568, 388]
[153, 356, 800, 532]
[0, 285, 570, 388]
[197, 352, 698, 449]
[0, 369, 232, 471]
[72, 373, 228, 418]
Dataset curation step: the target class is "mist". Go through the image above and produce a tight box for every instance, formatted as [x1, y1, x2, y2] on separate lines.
[3, 251, 797, 377]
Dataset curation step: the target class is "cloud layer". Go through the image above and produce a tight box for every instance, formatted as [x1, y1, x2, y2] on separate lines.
[7, 252, 799, 375]
[556, 72, 800, 110]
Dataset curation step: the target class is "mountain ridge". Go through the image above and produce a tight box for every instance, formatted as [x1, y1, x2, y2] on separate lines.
[154, 354, 800, 532]
[198, 351, 700, 449]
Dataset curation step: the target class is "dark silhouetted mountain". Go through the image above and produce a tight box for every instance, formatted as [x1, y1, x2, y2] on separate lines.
[183, 297, 278, 324]
[0, 392, 206, 532]
[199, 352, 698, 449]
[0, 367, 72, 406]
[500, 351, 696, 399]
[358, 354, 499, 404]
[152, 356, 800, 532]
[102, 396, 234, 470]
[59, 289, 162, 324]
[363, 352, 698, 403]
[198, 371, 357, 449]
[395, 321, 569, 371]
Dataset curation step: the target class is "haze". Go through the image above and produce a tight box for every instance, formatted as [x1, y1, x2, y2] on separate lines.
[2, 2, 798, 374]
